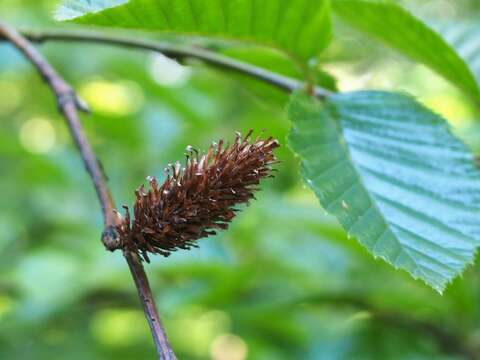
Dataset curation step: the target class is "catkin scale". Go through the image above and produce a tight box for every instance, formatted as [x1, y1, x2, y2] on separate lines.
[115, 131, 279, 262]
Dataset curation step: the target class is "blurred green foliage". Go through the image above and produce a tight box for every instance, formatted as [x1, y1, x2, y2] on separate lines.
[2, 1, 480, 359]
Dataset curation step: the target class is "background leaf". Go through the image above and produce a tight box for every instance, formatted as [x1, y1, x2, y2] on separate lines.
[56, 0, 332, 62]
[332, 0, 480, 102]
[288, 91, 480, 292]
[435, 22, 480, 84]
[55, 0, 128, 20]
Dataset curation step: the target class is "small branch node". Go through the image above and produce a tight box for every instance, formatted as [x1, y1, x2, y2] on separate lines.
[101, 225, 122, 251]
[56, 89, 90, 113]
[75, 94, 91, 114]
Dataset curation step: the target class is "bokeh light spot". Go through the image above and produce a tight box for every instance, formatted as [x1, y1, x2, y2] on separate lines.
[79, 79, 144, 116]
[0, 295, 14, 318]
[90, 309, 149, 346]
[210, 333, 248, 360]
[168, 307, 231, 357]
[423, 93, 474, 127]
[0, 80, 22, 115]
[149, 53, 192, 86]
[19, 117, 56, 154]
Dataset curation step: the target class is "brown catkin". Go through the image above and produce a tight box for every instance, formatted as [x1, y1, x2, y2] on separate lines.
[115, 130, 279, 262]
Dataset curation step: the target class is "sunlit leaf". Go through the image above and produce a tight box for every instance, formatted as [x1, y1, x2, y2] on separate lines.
[434, 21, 480, 83]
[56, 0, 332, 62]
[332, 0, 480, 101]
[288, 91, 480, 292]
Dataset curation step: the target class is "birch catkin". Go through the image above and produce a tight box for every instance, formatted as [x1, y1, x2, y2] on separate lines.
[116, 131, 279, 261]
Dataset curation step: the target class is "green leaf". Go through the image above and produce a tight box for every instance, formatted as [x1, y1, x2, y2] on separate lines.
[55, 0, 128, 20]
[55, 0, 332, 62]
[434, 22, 480, 83]
[288, 91, 480, 292]
[332, 0, 480, 102]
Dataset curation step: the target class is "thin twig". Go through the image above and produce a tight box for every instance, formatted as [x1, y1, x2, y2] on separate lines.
[0, 22, 176, 360]
[125, 251, 176, 359]
[1, 28, 333, 98]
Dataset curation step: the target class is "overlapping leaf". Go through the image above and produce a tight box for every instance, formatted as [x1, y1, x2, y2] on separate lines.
[435, 22, 480, 83]
[332, 0, 480, 101]
[288, 91, 480, 292]
[56, 0, 332, 62]
[55, 0, 128, 20]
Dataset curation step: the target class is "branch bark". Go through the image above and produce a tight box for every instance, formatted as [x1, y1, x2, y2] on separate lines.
[0, 21, 176, 360]
[1, 28, 332, 98]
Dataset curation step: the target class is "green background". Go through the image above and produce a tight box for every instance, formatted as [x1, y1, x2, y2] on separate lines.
[2, 0, 480, 359]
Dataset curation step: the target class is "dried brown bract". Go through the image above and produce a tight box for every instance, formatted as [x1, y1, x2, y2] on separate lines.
[115, 130, 279, 262]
